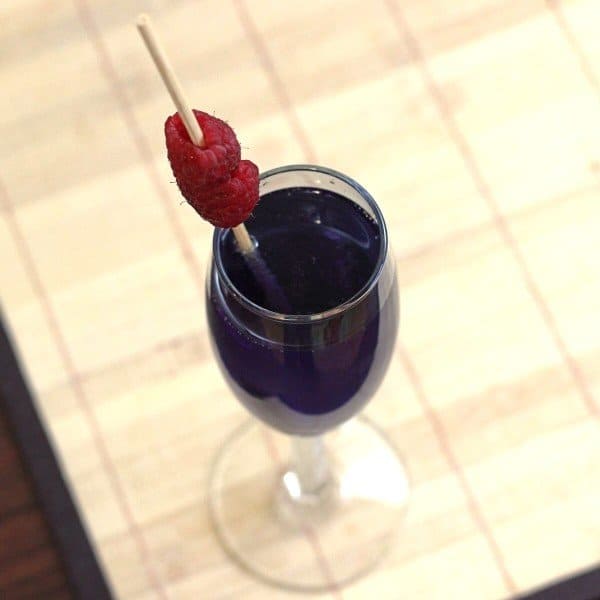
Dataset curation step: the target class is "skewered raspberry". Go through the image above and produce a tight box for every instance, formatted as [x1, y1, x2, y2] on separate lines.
[165, 110, 258, 228]
[165, 109, 241, 190]
[189, 160, 259, 228]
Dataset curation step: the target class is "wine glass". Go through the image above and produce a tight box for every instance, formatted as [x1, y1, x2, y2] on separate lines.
[206, 165, 408, 591]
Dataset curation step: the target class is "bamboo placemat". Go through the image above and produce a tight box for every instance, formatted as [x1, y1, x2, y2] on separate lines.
[1, 0, 599, 598]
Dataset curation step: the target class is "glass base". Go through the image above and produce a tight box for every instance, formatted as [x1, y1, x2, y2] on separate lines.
[208, 417, 409, 592]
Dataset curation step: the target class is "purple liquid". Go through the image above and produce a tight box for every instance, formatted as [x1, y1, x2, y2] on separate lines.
[207, 187, 398, 435]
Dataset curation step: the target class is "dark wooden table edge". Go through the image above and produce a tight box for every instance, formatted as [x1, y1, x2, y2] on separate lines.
[518, 567, 600, 600]
[1, 313, 113, 600]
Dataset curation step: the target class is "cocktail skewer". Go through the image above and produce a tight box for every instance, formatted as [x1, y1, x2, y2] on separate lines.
[136, 14, 254, 253]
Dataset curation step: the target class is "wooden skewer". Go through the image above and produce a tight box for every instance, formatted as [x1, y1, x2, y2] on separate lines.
[136, 13, 254, 254]
[136, 14, 203, 146]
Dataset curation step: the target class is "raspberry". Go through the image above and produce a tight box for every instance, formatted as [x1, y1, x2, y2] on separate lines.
[165, 110, 241, 191]
[188, 160, 259, 228]
[165, 109, 259, 228]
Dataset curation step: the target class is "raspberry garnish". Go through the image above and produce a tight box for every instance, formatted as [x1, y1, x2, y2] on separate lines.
[165, 109, 241, 190]
[165, 110, 258, 228]
[189, 160, 259, 228]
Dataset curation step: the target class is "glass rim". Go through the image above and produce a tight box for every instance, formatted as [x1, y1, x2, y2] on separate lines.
[212, 164, 389, 323]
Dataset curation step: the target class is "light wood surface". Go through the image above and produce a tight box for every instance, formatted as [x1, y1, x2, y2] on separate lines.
[2, 0, 599, 598]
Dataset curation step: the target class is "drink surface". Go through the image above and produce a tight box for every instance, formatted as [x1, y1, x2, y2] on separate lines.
[207, 186, 398, 435]
[222, 187, 381, 314]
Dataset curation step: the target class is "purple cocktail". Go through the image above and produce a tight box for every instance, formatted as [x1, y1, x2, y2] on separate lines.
[207, 182, 398, 435]
[206, 165, 408, 591]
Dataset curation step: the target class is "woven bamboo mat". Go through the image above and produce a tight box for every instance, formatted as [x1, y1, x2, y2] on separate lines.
[1, 0, 599, 598]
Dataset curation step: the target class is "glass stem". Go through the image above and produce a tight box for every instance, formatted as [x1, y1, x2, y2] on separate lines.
[291, 435, 330, 496]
